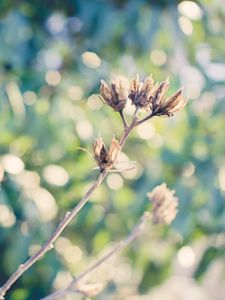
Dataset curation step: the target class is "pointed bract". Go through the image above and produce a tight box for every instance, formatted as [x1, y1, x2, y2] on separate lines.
[100, 76, 129, 112]
[100, 74, 187, 117]
[93, 136, 120, 171]
[129, 74, 154, 110]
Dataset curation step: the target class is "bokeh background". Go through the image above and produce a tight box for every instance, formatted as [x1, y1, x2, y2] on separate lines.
[0, 0, 225, 299]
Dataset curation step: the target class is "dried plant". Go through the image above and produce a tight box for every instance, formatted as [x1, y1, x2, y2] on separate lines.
[0, 74, 187, 299]
[92, 136, 121, 171]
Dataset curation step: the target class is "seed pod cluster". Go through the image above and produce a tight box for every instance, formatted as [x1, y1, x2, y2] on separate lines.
[100, 74, 187, 117]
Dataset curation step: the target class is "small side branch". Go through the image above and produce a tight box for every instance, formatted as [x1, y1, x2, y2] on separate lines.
[136, 112, 155, 126]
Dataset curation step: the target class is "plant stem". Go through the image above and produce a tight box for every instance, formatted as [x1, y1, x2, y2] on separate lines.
[119, 110, 128, 129]
[136, 112, 155, 126]
[40, 213, 151, 300]
[0, 119, 136, 299]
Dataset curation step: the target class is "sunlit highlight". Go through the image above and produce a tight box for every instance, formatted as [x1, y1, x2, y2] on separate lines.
[88, 94, 103, 110]
[150, 49, 167, 66]
[0, 204, 16, 228]
[137, 122, 155, 140]
[45, 70, 61, 86]
[179, 17, 193, 35]
[82, 51, 101, 69]
[178, 1, 203, 20]
[31, 188, 58, 222]
[68, 86, 84, 101]
[107, 174, 123, 190]
[177, 246, 195, 268]
[1, 154, 24, 175]
[43, 165, 69, 187]
[76, 119, 93, 140]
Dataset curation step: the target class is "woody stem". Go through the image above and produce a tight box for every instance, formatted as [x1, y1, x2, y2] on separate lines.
[0, 116, 138, 299]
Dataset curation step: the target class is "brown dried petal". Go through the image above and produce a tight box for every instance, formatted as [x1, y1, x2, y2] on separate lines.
[162, 88, 183, 110]
[111, 76, 128, 101]
[93, 137, 108, 164]
[93, 137, 104, 158]
[100, 80, 112, 103]
[152, 79, 170, 107]
[141, 75, 154, 96]
[163, 89, 187, 116]
[108, 136, 121, 162]
[169, 96, 187, 115]
[130, 74, 141, 93]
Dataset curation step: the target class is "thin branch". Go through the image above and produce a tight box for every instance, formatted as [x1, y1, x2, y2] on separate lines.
[40, 213, 151, 300]
[119, 110, 128, 129]
[133, 106, 140, 118]
[136, 112, 155, 126]
[0, 122, 136, 299]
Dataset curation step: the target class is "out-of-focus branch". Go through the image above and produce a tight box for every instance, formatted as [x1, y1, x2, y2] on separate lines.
[40, 212, 151, 300]
[0, 171, 106, 300]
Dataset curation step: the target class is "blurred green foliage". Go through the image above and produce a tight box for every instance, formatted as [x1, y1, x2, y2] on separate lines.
[0, 0, 225, 299]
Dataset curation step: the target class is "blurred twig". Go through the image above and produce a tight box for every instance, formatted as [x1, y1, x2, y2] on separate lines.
[40, 212, 151, 300]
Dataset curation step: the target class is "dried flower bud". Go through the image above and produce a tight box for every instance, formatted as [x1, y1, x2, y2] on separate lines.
[93, 136, 121, 171]
[160, 88, 187, 116]
[129, 74, 154, 110]
[150, 79, 169, 109]
[100, 76, 129, 111]
[128, 74, 187, 116]
[150, 81, 187, 117]
[147, 183, 178, 225]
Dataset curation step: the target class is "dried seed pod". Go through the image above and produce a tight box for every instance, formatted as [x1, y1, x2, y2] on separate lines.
[150, 79, 169, 110]
[161, 88, 187, 116]
[100, 76, 129, 112]
[147, 183, 178, 225]
[93, 136, 121, 171]
[129, 74, 154, 110]
[108, 136, 121, 162]
[128, 74, 187, 116]
[93, 137, 108, 166]
[149, 82, 187, 116]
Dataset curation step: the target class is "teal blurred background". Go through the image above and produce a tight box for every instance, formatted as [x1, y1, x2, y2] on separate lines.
[0, 0, 225, 299]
